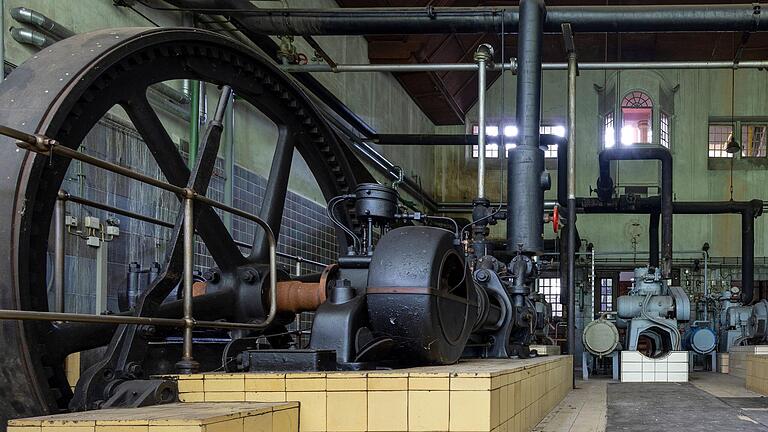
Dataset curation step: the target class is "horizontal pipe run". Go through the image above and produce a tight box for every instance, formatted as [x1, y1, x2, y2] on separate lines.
[283, 60, 768, 73]
[232, 5, 768, 35]
[282, 62, 516, 73]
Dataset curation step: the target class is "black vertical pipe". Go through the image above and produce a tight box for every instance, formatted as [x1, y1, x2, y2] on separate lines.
[508, 0, 546, 255]
[742, 207, 755, 305]
[556, 138, 568, 207]
[649, 212, 660, 268]
[597, 147, 672, 277]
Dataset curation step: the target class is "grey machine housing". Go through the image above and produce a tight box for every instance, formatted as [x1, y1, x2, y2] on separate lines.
[617, 267, 690, 356]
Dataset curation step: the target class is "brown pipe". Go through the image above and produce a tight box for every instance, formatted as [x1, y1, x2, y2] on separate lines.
[276, 264, 337, 313]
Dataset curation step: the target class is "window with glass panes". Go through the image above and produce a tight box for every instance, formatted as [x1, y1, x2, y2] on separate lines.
[599, 278, 614, 312]
[537, 277, 562, 317]
[660, 112, 670, 148]
[708, 123, 734, 158]
[471, 124, 565, 159]
[603, 111, 615, 148]
[741, 124, 767, 157]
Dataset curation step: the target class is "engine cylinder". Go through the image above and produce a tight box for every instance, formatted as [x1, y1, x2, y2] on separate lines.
[354, 183, 398, 221]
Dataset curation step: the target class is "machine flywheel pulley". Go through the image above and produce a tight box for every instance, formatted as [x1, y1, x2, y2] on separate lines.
[0, 27, 373, 424]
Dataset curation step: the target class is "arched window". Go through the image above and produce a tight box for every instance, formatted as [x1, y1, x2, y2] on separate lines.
[620, 91, 653, 145]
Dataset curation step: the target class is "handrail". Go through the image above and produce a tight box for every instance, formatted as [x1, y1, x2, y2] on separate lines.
[0, 124, 281, 371]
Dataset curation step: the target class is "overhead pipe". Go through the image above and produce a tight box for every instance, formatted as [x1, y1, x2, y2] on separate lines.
[508, 0, 546, 255]
[596, 147, 673, 277]
[10, 7, 74, 40]
[224, 4, 768, 35]
[282, 60, 768, 74]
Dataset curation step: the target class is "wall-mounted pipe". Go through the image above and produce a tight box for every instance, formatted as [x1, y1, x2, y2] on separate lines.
[9, 26, 54, 48]
[10, 7, 74, 40]
[596, 147, 672, 277]
[223, 4, 768, 35]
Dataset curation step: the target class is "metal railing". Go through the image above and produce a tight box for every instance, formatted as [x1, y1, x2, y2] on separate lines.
[0, 123, 282, 372]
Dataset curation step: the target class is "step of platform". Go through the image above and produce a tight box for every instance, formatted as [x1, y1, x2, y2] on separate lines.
[7, 402, 298, 432]
[168, 355, 573, 432]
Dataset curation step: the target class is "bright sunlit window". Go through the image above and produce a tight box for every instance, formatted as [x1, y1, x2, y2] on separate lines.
[604, 111, 615, 148]
[620, 91, 653, 145]
[537, 277, 562, 317]
[471, 124, 564, 159]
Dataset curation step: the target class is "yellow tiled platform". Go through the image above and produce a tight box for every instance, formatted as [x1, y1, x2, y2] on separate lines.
[171, 355, 572, 432]
[7, 402, 298, 432]
[746, 354, 768, 394]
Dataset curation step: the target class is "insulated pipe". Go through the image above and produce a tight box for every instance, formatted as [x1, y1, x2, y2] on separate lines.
[508, 0, 546, 255]
[223, 4, 768, 35]
[649, 212, 660, 268]
[597, 147, 673, 277]
[10, 7, 74, 40]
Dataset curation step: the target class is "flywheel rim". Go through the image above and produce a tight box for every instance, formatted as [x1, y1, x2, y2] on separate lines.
[0, 27, 371, 423]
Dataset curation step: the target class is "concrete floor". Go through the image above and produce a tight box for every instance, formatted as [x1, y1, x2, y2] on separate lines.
[533, 372, 766, 432]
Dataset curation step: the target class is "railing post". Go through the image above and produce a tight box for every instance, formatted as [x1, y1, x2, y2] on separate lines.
[176, 190, 199, 374]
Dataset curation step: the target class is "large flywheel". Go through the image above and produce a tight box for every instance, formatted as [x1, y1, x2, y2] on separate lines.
[0, 27, 372, 424]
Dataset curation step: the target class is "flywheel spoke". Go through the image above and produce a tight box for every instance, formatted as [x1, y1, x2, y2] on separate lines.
[249, 125, 297, 263]
[121, 92, 246, 271]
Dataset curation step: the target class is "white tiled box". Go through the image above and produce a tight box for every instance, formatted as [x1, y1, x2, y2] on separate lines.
[620, 351, 688, 383]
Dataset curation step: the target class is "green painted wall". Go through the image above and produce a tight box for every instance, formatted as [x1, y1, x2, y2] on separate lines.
[437, 68, 768, 259]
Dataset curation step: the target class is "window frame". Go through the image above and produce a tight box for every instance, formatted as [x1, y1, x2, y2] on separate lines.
[619, 89, 654, 146]
[707, 122, 735, 159]
[740, 123, 768, 158]
[468, 121, 565, 162]
[537, 277, 562, 317]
